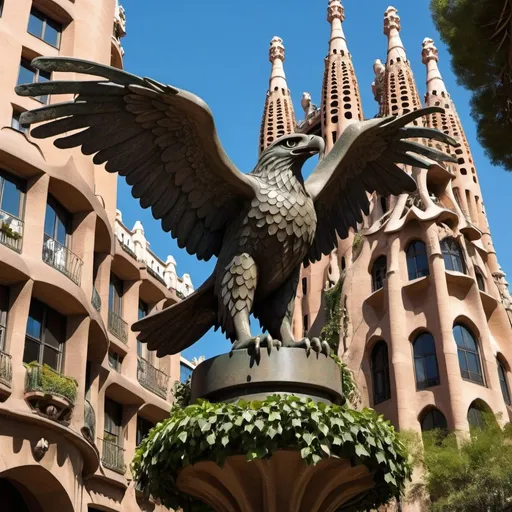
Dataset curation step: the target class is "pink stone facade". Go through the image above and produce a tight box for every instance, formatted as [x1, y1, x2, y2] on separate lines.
[260, 1, 512, 445]
[0, 1, 192, 510]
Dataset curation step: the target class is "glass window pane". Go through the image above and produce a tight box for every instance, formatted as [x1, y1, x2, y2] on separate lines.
[23, 338, 40, 364]
[42, 346, 59, 370]
[442, 253, 453, 271]
[453, 325, 464, 347]
[26, 301, 44, 340]
[44, 18, 61, 47]
[415, 359, 426, 385]
[416, 253, 429, 276]
[457, 349, 468, 373]
[28, 9, 45, 38]
[466, 352, 480, 375]
[1, 178, 21, 218]
[44, 308, 65, 349]
[44, 204, 56, 237]
[17, 61, 35, 86]
[56, 217, 67, 246]
[425, 355, 438, 381]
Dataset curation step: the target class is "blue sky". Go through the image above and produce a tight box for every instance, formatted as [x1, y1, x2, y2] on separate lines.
[117, 0, 512, 361]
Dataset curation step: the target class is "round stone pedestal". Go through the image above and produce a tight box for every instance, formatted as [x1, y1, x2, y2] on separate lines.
[191, 347, 344, 405]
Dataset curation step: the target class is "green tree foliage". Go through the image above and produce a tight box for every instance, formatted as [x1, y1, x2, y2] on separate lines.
[321, 278, 344, 352]
[430, 0, 512, 170]
[405, 418, 512, 511]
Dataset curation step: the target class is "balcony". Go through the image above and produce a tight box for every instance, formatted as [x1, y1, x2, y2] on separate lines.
[137, 357, 169, 400]
[119, 239, 137, 260]
[91, 287, 101, 311]
[108, 310, 128, 344]
[0, 348, 12, 391]
[0, 209, 23, 253]
[24, 363, 77, 422]
[42, 234, 83, 286]
[147, 265, 166, 286]
[83, 398, 96, 444]
[101, 437, 125, 474]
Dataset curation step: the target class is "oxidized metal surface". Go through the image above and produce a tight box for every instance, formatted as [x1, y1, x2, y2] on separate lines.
[190, 347, 344, 405]
[16, 57, 458, 359]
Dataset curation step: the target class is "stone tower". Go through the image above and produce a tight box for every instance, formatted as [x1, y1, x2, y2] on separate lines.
[259, 1, 512, 441]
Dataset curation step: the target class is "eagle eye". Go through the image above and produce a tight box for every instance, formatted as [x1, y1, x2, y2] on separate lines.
[284, 139, 299, 149]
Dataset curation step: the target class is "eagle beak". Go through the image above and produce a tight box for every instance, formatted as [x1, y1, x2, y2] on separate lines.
[291, 135, 325, 158]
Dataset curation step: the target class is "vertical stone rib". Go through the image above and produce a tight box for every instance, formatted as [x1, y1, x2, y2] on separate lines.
[259, 37, 297, 154]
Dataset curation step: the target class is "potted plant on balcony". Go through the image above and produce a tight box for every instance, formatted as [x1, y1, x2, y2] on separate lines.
[0, 222, 21, 241]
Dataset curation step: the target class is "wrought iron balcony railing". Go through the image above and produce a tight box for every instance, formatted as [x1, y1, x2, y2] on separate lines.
[0, 209, 23, 253]
[0, 347, 12, 388]
[91, 287, 101, 311]
[42, 234, 83, 286]
[147, 265, 166, 286]
[137, 357, 169, 400]
[101, 437, 126, 474]
[83, 398, 96, 443]
[119, 239, 137, 260]
[108, 310, 128, 344]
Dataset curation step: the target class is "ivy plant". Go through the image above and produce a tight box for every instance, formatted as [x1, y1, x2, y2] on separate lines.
[321, 278, 343, 352]
[133, 395, 411, 512]
[25, 361, 77, 403]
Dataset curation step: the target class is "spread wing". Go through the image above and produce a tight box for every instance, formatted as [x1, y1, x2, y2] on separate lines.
[305, 107, 458, 263]
[16, 57, 255, 261]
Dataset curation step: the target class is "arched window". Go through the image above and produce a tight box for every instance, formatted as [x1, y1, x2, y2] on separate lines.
[406, 241, 429, 280]
[467, 401, 489, 429]
[441, 237, 466, 273]
[413, 332, 440, 389]
[372, 256, 387, 292]
[420, 408, 447, 432]
[475, 268, 486, 292]
[497, 358, 511, 405]
[453, 324, 484, 385]
[371, 341, 391, 404]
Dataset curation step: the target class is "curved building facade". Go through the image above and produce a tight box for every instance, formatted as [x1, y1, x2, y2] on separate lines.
[0, 1, 193, 511]
[259, 0, 512, 454]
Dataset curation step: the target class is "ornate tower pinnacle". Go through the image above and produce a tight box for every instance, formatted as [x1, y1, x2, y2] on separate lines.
[384, 6, 406, 63]
[259, 36, 296, 154]
[327, 0, 348, 55]
[321, 0, 363, 153]
[381, 6, 421, 120]
[422, 37, 447, 95]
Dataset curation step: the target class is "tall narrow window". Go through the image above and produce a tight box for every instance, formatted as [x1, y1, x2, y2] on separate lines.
[180, 360, 193, 383]
[136, 416, 154, 446]
[109, 274, 123, 316]
[28, 8, 62, 48]
[23, 299, 66, 371]
[420, 408, 447, 432]
[453, 324, 484, 385]
[0, 171, 24, 252]
[17, 59, 51, 103]
[467, 402, 488, 429]
[44, 196, 69, 247]
[475, 268, 486, 292]
[413, 332, 440, 389]
[302, 277, 307, 295]
[497, 358, 511, 406]
[137, 300, 148, 359]
[104, 398, 123, 447]
[371, 256, 387, 292]
[441, 237, 466, 273]
[303, 314, 309, 337]
[371, 341, 391, 404]
[406, 241, 429, 280]
[0, 286, 8, 351]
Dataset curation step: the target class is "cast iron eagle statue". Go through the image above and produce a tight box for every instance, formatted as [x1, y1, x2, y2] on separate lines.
[16, 57, 457, 357]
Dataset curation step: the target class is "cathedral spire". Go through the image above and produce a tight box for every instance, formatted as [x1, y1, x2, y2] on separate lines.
[321, 0, 363, 154]
[381, 6, 422, 121]
[422, 37, 447, 96]
[258, 37, 296, 154]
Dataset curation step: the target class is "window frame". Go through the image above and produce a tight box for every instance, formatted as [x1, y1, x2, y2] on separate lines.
[453, 324, 485, 386]
[412, 332, 440, 390]
[23, 299, 66, 371]
[136, 416, 154, 446]
[371, 341, 391, 405]
[27, 7, 62, 49]
[406, 240, 429, 280]
[302, 277, 307, 295]
[104, 397, 123, 445]
[475, 268, 486, 292]
[441, 237, 466, 274]
[180, 361, 193, 383]
[11, 109, 29, 134]
[420, 408, 448, 432]
[497, 358, 511, 406]
[371, 255, 387, 292]
[44, 195, 71, 247]
[17, 59, 52, 104]
[109, 274, 123, 316]
[0, 170, 25, 220]
[108, 350, 122, 372]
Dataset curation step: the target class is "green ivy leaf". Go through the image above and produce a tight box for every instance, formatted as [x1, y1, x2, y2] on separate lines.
[269, 411, 281, 422]
[320, 444, 331, 456]
[292, 418, 302, 428]
[178, 431, 188, 443]
[318, 423, 329, 437]
[254, 419, 265, 431]
[206, 433, 216, 446]
[303, 433, 314, 446]
[355, 445, 370, 458]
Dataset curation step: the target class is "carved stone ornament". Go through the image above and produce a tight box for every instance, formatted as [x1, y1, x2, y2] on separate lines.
[33, 438, 49, 460]
[16, 56, 457, 360]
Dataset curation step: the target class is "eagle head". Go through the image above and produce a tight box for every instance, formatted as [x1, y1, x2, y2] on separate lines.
[253, 134, 325, 179]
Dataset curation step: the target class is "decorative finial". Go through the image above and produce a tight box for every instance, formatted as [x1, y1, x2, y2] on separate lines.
[384, 6, 401, 35]
[269, 36, 285, 63]
[327, 0, 345, 23]
[372, 59, 386, 103]
[422, 37, 439, 64]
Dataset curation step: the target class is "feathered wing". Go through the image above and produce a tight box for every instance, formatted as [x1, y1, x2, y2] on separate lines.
[304, 107, 458, 263]
[16, 57, 255, 261]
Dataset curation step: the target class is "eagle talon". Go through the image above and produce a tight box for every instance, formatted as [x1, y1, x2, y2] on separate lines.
[231, 334, 278, 358]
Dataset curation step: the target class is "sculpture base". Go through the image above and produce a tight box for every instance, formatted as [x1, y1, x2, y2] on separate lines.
[191, 347, 344, 405]
[177, 450, 374, 512]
